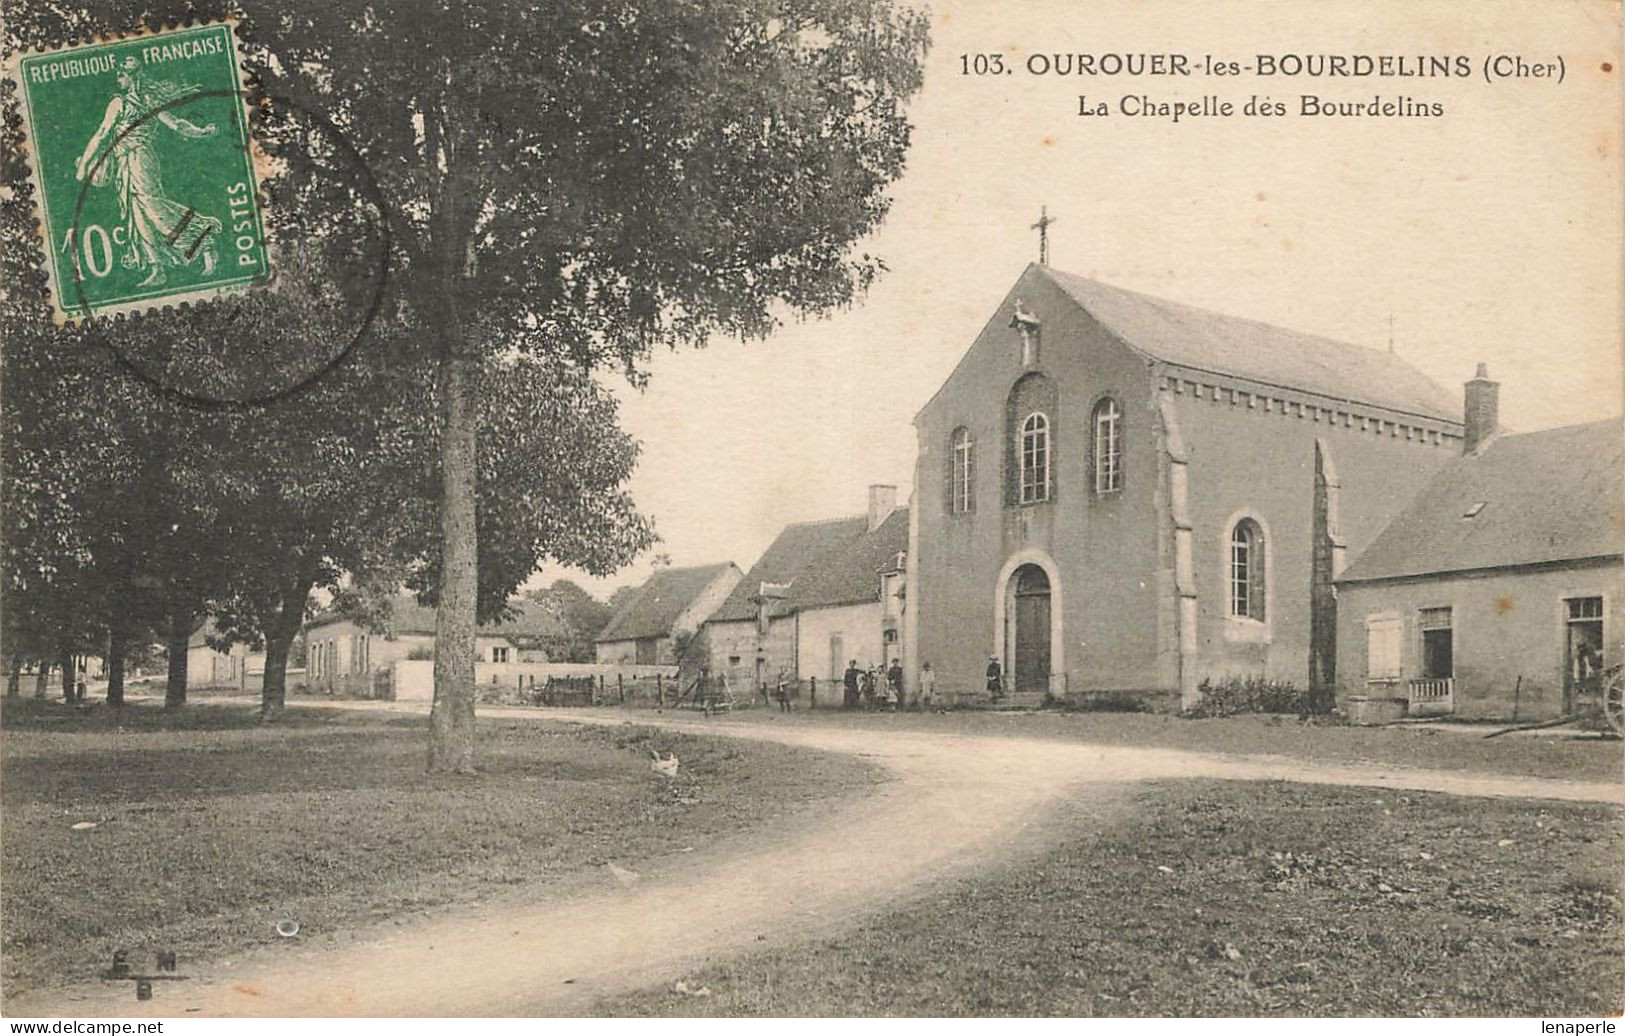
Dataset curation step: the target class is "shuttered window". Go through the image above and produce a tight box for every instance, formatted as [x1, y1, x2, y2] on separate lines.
[1366, 614, 1402, 680]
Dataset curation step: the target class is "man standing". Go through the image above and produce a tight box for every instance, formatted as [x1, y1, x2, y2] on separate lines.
[887, 658, 904, 710]
[919, 662, 938, 710]
[986, 654, 1004, 701]
[843, 660, 861, 710]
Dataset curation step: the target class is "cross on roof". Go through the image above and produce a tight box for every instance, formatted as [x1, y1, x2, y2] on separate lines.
[1031, 205, 1057, 266]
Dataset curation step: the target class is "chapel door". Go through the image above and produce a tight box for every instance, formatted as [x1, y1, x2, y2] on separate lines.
[1012, 564, 1051, 694]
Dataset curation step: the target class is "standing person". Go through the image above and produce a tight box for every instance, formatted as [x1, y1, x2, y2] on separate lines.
[843, 660, 861, 710]
[860, 666, 876, 711]
[775, 669, 792, 712]
[887, 657, 904, 710]
[919, 662, 938, 710]
[986, 654, 1004, 701]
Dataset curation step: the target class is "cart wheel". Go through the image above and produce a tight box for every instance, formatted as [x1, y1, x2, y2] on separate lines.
[1605, 668, 1625, 736]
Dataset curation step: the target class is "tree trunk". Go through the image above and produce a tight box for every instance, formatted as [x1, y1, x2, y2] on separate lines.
[58, 644, 75, 702]
[260, 572, 313, 722]
[428, 352, 479, 774]
[7, 656, 20, 698]
[106, 624, 126, 708]
[165, 605, 192, 709]
[34, 662, 49, 698]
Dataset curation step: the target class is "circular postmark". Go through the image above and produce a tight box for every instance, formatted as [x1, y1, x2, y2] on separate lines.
[68, 87, 390, 408]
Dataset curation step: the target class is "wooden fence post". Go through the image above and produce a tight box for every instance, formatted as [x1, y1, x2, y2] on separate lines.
[809, 676, 816, 708]
[618, 672, 625, 704]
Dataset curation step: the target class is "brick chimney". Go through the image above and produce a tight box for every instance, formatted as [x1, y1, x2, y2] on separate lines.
[1463, 363, 1500, 455]
[867, 484, 898, 532]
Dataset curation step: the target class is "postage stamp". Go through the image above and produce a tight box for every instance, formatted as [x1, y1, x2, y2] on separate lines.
[11, 22, 268, 320]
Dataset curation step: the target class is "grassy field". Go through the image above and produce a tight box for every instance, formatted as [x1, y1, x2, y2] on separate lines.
[676, 706, 1625, 783]
[598, 779, 1625, 1017]
[0, 698, 880, 1001]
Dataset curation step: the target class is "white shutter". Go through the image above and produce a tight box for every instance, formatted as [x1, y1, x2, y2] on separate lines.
[1366, 614, 1402, 680]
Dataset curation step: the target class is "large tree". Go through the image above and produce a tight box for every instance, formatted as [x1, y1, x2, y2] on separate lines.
[4, 0, 927, 772]
[247, 0, 929, 772]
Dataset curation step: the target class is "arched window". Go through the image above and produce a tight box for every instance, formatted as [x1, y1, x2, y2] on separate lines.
[1093, 397, 1122, 494]
[1229, 518, 1266, 620]
[1020, 412, 1051, 504]
[950, 427, 974, 515]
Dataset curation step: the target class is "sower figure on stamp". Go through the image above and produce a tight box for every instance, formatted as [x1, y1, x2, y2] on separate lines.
[74, 56, 222, 288]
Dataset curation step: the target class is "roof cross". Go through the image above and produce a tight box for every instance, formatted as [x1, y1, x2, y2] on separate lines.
[1031, 205, 1057, 266]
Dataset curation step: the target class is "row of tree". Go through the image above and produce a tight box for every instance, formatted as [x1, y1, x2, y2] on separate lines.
[2, 0, 928, 770]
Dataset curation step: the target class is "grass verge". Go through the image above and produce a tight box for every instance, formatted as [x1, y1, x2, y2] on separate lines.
[597, 779, 1624, 1017]
[671, 707, 1625, 783]
[0, 698, 880, 1002]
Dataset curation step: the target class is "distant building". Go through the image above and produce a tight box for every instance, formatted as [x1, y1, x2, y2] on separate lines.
[304, 595, 549, 693]
[594, 562, 741, 665]
[185, 619, 257, 690]
[1336, 409, 1623, 721]
[705, 486, 908, 697]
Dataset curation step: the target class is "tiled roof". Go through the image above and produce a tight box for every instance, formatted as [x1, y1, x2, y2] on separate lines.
[305, 594, 557, 644]
[595, 563, 738, 643]
[1041, 266, 1462, 422]
[1339, 420, 1624, 582]
[710, 508, 909, 623]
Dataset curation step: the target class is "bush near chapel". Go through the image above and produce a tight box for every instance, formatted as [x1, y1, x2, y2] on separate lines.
[1187, 675, 1310, 718]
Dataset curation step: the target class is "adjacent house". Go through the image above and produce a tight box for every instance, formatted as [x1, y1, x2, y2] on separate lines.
[594, 562, 741, 665]
[1335, 403, 1623, 722]
[304, 595, 549, 693]
[704, 486, 909, 697]
[908, 263, 1466, 706]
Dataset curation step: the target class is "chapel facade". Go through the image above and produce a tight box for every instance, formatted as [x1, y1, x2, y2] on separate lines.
[905, 263, 1475, 708]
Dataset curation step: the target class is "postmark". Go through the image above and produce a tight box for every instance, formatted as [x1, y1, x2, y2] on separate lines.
[12, 21, 268, 320]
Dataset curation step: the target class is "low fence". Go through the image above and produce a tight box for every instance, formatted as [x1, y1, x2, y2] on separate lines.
[391, 660, 679, 703]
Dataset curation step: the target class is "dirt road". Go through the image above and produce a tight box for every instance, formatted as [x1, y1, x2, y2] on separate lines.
[12, 705, 1622, 1017]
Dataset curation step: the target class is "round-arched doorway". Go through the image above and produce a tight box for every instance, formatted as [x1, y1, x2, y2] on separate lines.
[1007, 563, 1052, 694]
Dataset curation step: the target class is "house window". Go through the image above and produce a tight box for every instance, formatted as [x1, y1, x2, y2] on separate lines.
[1093, 398, 1122, 494]
[950, 427, 974, 515]
[1019, 412, 1051, 504]
[491, 645, 510, 663]
[1418, 607, 1453, 679]
[1229, 518, 1266, 620]
[1366, 614, 1402, 681]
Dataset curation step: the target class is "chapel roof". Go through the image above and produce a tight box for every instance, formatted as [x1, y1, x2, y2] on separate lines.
[1038, 266, 1462, 422]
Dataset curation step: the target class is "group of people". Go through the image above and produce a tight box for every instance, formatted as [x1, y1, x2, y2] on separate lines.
[841, 658, 946, 711]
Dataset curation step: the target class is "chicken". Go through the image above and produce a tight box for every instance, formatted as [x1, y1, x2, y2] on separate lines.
[649, 748, 680, 780]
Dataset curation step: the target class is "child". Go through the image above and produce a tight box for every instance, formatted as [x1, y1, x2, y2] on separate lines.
[919, 662, 937, 710]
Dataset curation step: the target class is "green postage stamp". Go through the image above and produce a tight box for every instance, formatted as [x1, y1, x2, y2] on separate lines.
[12, 22, 268, 320]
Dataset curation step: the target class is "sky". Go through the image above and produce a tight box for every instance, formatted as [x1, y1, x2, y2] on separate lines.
[537, 0, 1623, 599]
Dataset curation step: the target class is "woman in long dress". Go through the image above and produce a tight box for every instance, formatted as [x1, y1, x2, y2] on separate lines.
[74, 56, 222, 288]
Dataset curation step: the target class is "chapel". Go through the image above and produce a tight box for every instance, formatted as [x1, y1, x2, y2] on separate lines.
[905, 262, 1474, 708]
